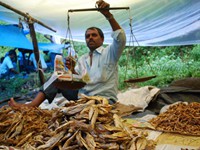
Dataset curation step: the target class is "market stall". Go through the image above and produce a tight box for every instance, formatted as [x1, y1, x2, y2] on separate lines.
[0, 78, 200, 149]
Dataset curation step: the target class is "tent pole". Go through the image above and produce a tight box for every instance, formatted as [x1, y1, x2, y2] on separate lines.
[27, 19, 45, 85]
[0, 1, 56, 32]
[0, 1, 57, 85]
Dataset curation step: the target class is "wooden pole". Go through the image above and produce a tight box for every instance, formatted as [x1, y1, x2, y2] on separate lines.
[0, 1, 57, 85]
[68, 7, 130, 12]
[0, 1, 56, 32]
[27, 19, 45, 85]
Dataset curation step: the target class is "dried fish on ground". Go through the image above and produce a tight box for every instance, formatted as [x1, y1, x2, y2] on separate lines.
[0, 95, 156, 149]
[149, 102, 200, 136]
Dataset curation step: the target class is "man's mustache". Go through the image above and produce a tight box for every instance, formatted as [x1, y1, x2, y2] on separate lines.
[88, 40, 95, 43]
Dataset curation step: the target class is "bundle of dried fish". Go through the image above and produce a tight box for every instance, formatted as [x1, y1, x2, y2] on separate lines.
[149, 102, 200, 136]
[0, 105, 61, 148]
[0, 95, 156, 149]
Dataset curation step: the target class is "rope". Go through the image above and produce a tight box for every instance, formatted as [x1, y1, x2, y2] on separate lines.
[65, 12, 78, 72]
[124, 9, 138, 80]
[36, 57, 45, 74]
[124, 8, 156, 81]
[66, 12, 75, 48]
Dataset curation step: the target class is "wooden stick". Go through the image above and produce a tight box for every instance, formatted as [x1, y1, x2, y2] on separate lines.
[0, 1, 46, 85]
[68, 7, 130, 12]
[0, 1, 56, 32]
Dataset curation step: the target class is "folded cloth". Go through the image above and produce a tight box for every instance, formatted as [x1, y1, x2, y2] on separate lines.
[112, 102, 142, 117]
[117, 86, 160, 112]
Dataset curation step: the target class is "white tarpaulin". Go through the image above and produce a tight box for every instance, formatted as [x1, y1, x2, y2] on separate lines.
[0, 0, 200, 46]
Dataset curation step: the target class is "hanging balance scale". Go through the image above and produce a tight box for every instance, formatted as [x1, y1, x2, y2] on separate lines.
[124, 16, 156, 83]
[54, 5, 130, 90]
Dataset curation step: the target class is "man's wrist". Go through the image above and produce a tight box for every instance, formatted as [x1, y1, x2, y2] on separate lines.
[106, 14, 113, 20]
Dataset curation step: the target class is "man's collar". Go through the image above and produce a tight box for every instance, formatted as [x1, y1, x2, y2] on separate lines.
[95, 46, 104, 54]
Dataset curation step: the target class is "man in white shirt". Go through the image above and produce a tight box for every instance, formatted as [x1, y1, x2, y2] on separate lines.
[0, 50, 19, 79]
[9, 0, 126, 108]
[29, 52, 47, 71]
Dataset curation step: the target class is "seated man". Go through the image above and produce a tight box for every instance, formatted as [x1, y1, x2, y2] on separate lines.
[9, 0, 126, 108]
[0, 49, 19, 79]
[43, 51, 52, 70]
[29, 52, 48, 72]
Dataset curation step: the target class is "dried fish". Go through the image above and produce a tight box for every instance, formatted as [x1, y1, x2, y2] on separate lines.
[96, 142, 119, 150]
[113, 114, 133, 138]
[37, 130, 66, 150]
[61, 100, 94, 115]
[80, 94, 109, 104]
[62, 130, 78, 148]
[149, 102, 200, 135]
[10, 119, 24, 138]
[17, 132, 33, 147]
[90, 106, 99, 129]
[0, 95, 156, 149]
[75, 131, 84, 147]
[55, 121, 73, 133]
[85, 132, 96, 150]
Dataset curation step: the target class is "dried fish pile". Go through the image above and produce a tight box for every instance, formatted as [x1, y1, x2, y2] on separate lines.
[0, 95, 156, 150]
[149, 102, 200, 136]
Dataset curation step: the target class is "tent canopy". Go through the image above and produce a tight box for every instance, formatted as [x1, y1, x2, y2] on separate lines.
[0, 24, 33, 49]
[0, 24, 66, 51]
[0, 0, 200, 46]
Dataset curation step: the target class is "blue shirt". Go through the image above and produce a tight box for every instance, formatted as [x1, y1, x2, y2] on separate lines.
[76, 29, 126, 101]
[0, 56, 14, 75]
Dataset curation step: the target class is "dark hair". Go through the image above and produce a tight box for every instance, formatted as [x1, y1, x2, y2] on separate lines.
[85, 27, 104, 39]
[0, 57, 4, 63]
[8, 49, 16, 56]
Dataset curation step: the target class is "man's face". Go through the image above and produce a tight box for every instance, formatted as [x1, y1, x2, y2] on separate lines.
[85, 29, 104, 51]
[10, 54, 16, 61]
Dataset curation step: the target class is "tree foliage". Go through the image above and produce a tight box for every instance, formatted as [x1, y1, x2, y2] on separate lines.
[118, 45, 200, 90]
[0, 24, 200, 99]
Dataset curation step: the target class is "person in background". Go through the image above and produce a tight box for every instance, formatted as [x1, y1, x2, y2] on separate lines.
[0, 57, 4, 64]
[9, 0, 126, 108]
[44, 35, 63, 67]
[17, 48, 31, 73]
[18, 49, 24, 72]
[0, 49, 19, 79]
[29, 52, 47, 72]
[4, 48, 17, 69]
[43, 51, 52, 70]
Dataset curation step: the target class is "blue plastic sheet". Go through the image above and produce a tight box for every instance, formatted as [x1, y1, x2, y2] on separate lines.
[0, 24, 33, 49]
[0, 25, 65, 51]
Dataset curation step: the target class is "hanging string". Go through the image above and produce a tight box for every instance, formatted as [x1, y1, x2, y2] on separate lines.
[36, 57, 45, 74]
[65, 12, 77, 73]
[124, 8, 139, 80]
[124, 8, 156, 81]
[66, 12, 75, 49]
[130, 23, 156, 76]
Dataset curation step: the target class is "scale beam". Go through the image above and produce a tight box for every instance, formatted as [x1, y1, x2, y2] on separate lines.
[68, 7, 130, 12]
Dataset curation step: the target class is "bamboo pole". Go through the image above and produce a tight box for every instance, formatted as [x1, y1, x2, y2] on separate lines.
[68, 7, 130, 12]
[0, 1, 57, 85]
[0, 1, 56, 32]
[28, 19, 45, 85]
